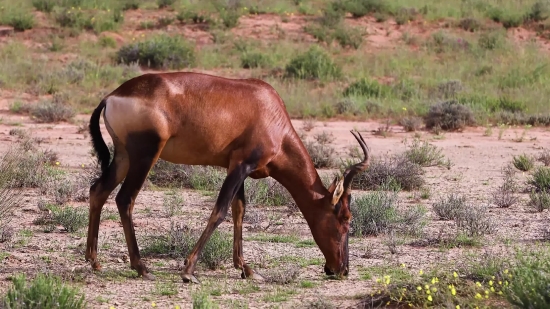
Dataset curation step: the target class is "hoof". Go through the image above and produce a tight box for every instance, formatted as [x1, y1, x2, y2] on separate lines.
[141, 273, 156, 281]
[90, 260, 102, 271]
[181, 273, 200, 284]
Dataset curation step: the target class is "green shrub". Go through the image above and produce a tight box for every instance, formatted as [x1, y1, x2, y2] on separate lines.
[343, 78, 390, 98]
[537, 148, 550, 166]
[319, 2, 345, 27]
[454, 204, 495, 237]
[424, 100, 476, 131]
[219, 8, 240, 28]
[303, 132, 337, 168]
[1, 7, 35, 31]
[333, 25, 364, 49]
[148, 160, 225, 191]
[157, 0, 175, 8]
[492, 165, 519, 208]
[505, 247, 550, 308]
[285, 45, 342, 80]
[240, 52, 272, 69]
[51, 206, 89, 233]
[399, 116, 423, 132]
[350, 186, 426, 237]
[458, 17, 482, 32]
[54, 7, 92, 30]
[30, 101, 76, 123]
[478, 30, 506, 50]
[346, 154, 425, 191]
[432, 193, 467, 220]
[0, 148, 24, 243]
[404, 139, 449, 168]
[32, 0, 56, 12]
[512, 154, 534, 172]
[526, 1, 550, 22]
[528, 166, 550, 192]
[2, 273, 86, 309]
[142, 224, 231, 270]
[245, 178, 292, 207]
[116, 34, 196, 69]
[340, 0, 391, 18]
[528, 190, 550, 212]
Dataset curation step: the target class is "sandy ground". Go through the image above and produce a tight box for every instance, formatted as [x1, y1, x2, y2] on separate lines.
[1, 107, 549, 309]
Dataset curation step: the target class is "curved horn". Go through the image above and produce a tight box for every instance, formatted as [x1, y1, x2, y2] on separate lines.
[343, 130, 370, 191]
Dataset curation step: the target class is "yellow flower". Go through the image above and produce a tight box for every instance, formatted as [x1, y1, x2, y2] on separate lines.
[475, 282, 481, 287]
[456, 306, 460, 309]
[475, 293, 482, 299]
[419, 269, 424, 275]
[427, 295, 433, 302]
[401, 263, 405, 268]
[431, 287, 437, 292]
[489, 280, 493, 286]
[402, 107, 407, 111]
[451, 287, 456, 296]
[417, 286, 422, 291]
[431, 277, 436, 284]
[175, 306, 180, 309]
[151, 302, 156, 307]
[110, 307, 116, 309]
[504, 269, 509, 274]
[425, 284, 430, 290]
[55, 162, 60, 165]
[490, 287, 495, 292]
[453, 271, 458, 278]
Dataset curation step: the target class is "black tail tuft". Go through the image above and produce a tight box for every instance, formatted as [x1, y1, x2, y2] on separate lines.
[89, 99, 110, 175]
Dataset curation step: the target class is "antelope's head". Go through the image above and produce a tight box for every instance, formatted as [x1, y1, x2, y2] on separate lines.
[311, 130, 370, 279]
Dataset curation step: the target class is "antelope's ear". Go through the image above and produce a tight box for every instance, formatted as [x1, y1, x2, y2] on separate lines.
[329, 176, 345, 206]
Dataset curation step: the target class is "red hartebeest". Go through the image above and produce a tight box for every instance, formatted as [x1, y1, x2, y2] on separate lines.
[86, 72, 370, 284]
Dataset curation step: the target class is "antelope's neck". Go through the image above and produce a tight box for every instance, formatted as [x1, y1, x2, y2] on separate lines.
[269, 134, 329, 222]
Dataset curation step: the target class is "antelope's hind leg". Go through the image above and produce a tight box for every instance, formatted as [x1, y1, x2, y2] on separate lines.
[232, 184, 264, 281]
[114, 131, 167, 281]
[86, 147, 129, 271]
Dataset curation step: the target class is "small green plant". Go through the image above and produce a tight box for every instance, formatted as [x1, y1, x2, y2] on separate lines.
[505, 247, 550, 309]
[116, 34, 196, 70]
[0, 7, 35, 31]
[333, 25, 364, 49]
[32, 0, 56, 12]
[399, 116, 423, 132]
[527, 166, 550, 192]
[537, 148, 550, 166]
[30, 101, 76, 123]
[404, 139, 449, 168]
[350, 185, 426, 237]
[240, 52, 272, 69]
[343, 78, 390, 98]
[432, 193, 467, 220]
[162, 191, 184, 217]
[512, 154, 534, 171]
[2, 273, 86, 309]
[528, 190, 550, 212]
[285, 45, 342, 80]
[492, 165, 519, 208]
[157, 0, 175, 9]
[454, 204, 495, 237]
[302, 131, 336, 168]
[51, 206, 89, 233]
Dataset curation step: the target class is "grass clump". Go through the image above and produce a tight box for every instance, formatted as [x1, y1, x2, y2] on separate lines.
[303, 131, 336, 168]
[333, 25, 364, 49]
[350, 185, 427, 237]
[2, 273, 86, 309]
[403, 139, 449, 168]
[343, 78, 390, 98]
[245, 177, 292, 207]
[512, 154, 534, 172]
[0, 6, 35, 31]
[50, 206, 89, 233]
[148, 160, 225, 191]
[505, 247, 550, 309]
[346, 154, 425, 191]
[528, 190, 550, 212]
[492, 165, 519, 208]
[162, 191, 184, 217]
[240, 51, 272, 69]
[527, 166, 550, 193]
[285, 45, 342, 81]
[537, 148, 550, 166]
[30, 101, 76, 123]
[0, 148, 24, 243]
[425, 100, 476, 132]
[399, 116, 423, 132]
[432, 193, 467, 220]
[454, 204, 495, 237]
[142, 224, 231, 270]
[116, 34, 196, 70]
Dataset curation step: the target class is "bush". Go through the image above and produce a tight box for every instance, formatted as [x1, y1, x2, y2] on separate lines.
[512, 154, 534, 172]
[492, 165, 519, 208]
[245, 178, 293, 207]
[51, 206, 89, 233]
[142, 224, 231, 270]
[526, 1, 550, 22]
[148, 160, 225, 191]
[478, 30, 506, 50]
[0, 148, 24, 243]
[219, 8, 240, 29]
[303, 132, 336, 168]
[424, 100, 476, 131]
[432, 193, 467, 220]
[333, 25, 364, 49]
[1, 140, 55, 189]
[2, 273, 86, 309]
[162, 191, 184, 217]
[505, 247, 550, 309]
[347, 154, 425, 191]
[350, 186, 426, 237]
[116, 34, 196, 69]
[528, 190, 550, 212]
[32, 0, 56, 12]
[404, 139, 449, 168]
[458, 18, 482, 32]
[285, 45, 342, 80]
[339, 0, 391, 18]
[1, 7, 35, 31]
[399, 116, 423, 132]
[454, 204, 495, 237]
[537, 148, 550, 166]
[527, 166, 550, 192]
[30, 101, 76, 123]
[240, 52, 272, 69]
[157, 0, 175, 8]
[343, 78, 390, 98]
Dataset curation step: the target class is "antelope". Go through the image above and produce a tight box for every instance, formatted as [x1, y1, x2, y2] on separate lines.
[86, 71, 370, 284]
